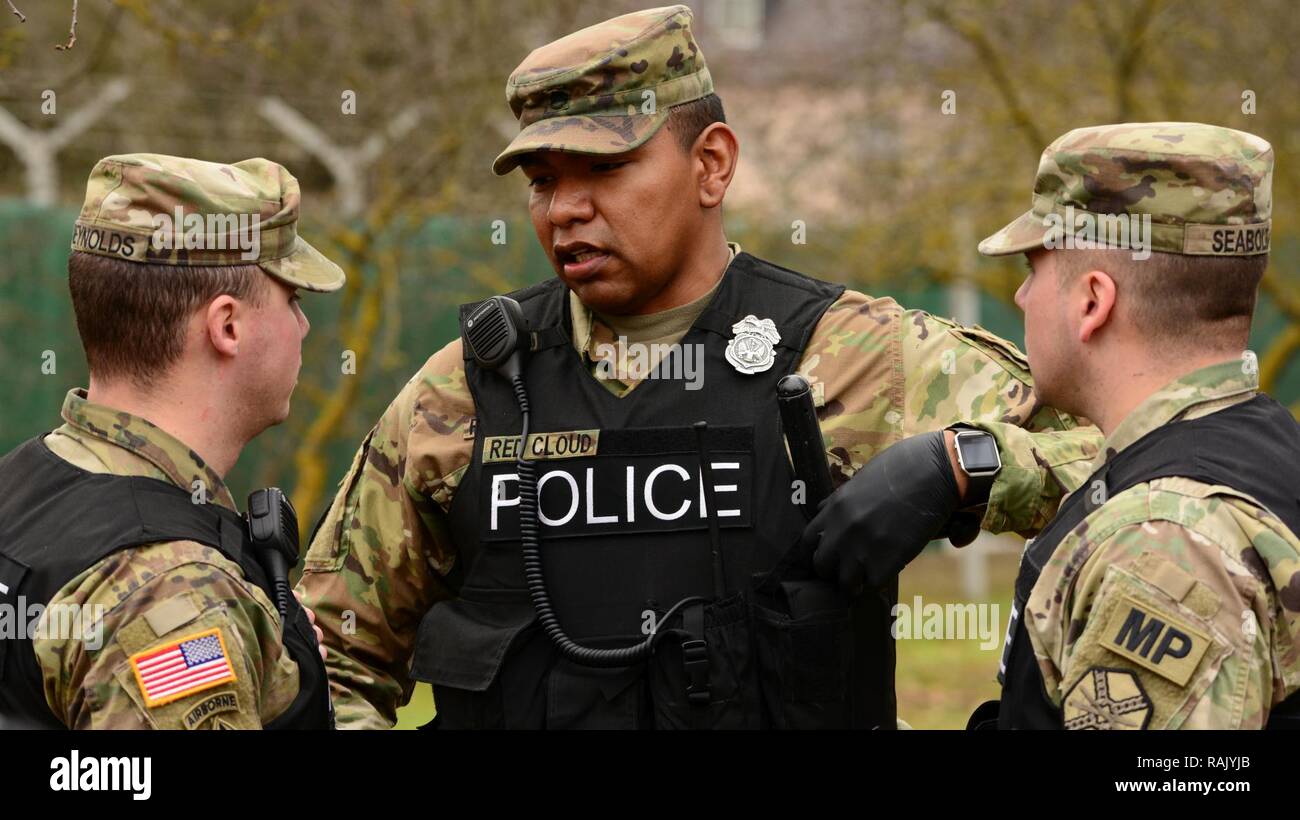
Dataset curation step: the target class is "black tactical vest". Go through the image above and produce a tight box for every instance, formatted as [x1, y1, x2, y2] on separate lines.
[0, 436, 332, 729]
[987, 394, 1300, 729]
[409, 252, 904, 729]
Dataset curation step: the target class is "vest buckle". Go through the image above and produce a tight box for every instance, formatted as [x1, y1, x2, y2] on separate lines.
[682, 637, 711, 705]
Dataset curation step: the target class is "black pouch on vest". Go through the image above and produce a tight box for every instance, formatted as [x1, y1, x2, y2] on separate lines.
[543, 657, 645, 729]
[413, 590, 651, 729]
[410, 589, 539, 729]
[750, 539, 856, 729]
[646, 592, 762, 729]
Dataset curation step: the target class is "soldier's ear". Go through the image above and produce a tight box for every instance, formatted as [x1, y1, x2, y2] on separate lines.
[203, 294, 242, 359]
[695, 123, 738, 208]
[1077, 269, 1117, 344]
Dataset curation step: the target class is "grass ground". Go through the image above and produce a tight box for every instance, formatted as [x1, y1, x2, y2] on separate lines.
[393, 548, 1020, 730]
[894, 549, 1018, 728]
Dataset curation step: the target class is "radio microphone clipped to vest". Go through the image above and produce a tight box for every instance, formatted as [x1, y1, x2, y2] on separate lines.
[461, 295, 708, 669]
[246, 487, 336, 727]
[246, 487, 299, 622]
[463, 295, 528, 381]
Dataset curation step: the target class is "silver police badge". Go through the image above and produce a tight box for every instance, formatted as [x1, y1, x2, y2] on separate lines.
[725, 315, 780, 374]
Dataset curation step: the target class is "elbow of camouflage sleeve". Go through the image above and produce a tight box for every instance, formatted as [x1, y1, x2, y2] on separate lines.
[323, 653, 403, 729]
[965, 422, 1101, 536]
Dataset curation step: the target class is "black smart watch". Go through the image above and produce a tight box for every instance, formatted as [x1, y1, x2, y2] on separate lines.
[951, 427, 1002, 506]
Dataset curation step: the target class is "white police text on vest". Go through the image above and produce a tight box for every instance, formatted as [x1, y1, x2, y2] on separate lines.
[482, 455, 751, 540]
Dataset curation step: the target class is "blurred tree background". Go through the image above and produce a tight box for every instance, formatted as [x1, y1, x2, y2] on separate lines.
[0, 0, 1296, 728]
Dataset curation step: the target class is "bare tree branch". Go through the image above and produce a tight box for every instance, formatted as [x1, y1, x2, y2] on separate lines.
[1256, 273, 1300, 396]
[924, 3, 1045, 153]
[54, 0, 76, 51]
[258, 96, 426, 220]
[1086, 0, 1118, 44]
[1111, 0, 1161, 120]
[0, 78, 131, 204]
[1259, 323, 1300, 396]
[53, 2, 122, 89]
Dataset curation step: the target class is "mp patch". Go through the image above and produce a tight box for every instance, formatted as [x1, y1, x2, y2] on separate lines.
[1103, 596, 1210, 686]
[1063, 667, 1153, 730]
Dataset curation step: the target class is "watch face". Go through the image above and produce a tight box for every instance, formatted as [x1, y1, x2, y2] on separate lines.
[958, 433, 1000, 473]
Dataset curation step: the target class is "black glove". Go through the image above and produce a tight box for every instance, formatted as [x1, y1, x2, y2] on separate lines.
[799, 431, 965, 594]
[945, 510, 982, 549]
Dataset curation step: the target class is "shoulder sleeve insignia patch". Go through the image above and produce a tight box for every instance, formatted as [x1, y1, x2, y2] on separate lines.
[182, 691, 241, 729]
[1063, 666, 1153, 730]
[128, 627, 237, 708]
[1102, 596, 1210, 686]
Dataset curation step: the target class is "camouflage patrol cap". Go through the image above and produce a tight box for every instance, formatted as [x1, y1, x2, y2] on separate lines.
[71, 153, 345, 292]
[491, 4, 713, 176]
[979, 122, 1273, 258]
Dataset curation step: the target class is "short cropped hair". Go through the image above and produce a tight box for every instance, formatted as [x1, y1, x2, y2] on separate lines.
[67, 250, 267, 388]
[666, 93, 727, 154]
[1054, 248, 1267, 353]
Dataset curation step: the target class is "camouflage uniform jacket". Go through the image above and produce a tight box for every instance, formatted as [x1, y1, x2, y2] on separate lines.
[1023, 360, 1300, 728]
[30, 389, 299, 728]
[299, 244, 1101, 728]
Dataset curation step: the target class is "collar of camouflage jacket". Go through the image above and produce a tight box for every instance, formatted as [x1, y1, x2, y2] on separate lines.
[57, 388, 238, 511]
[569, 240, 741, 356]
[1093, 358, 1260, 472]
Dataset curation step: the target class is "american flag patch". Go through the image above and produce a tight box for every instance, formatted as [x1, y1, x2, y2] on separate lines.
[129, 628, 237, 707]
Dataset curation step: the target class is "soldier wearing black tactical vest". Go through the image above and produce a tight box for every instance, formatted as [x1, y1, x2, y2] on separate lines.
[0, 154, 337, 729]
[980, 124, 1300, 729]
[298, 5, 1101, 729]
[822, 122, 1300, 730]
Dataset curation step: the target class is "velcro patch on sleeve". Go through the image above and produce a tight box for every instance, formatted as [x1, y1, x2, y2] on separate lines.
[143, 595, 201, 638]
[129, 627, 237, 707]
[1103, 596, 1210, 686]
